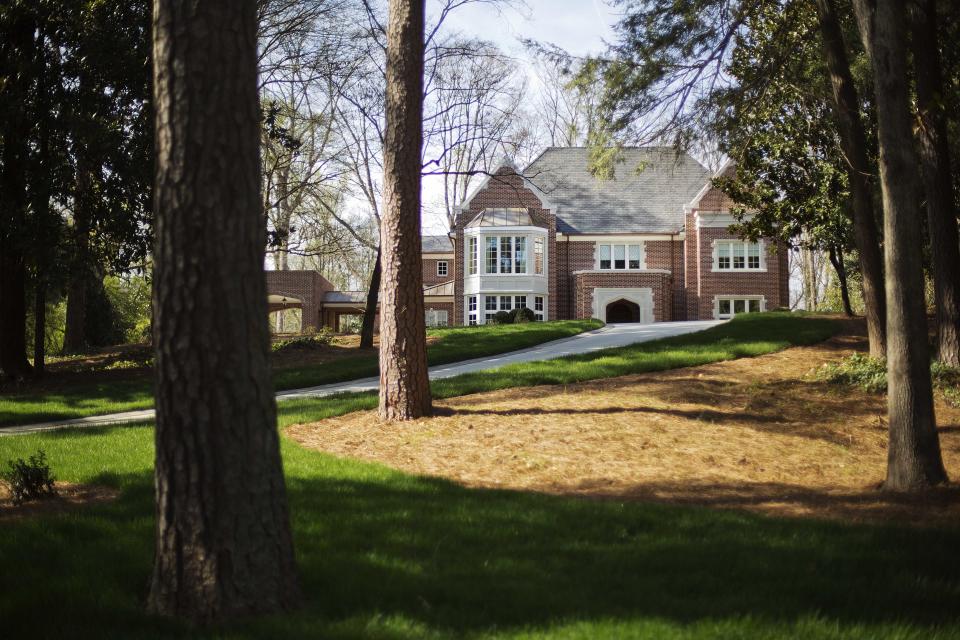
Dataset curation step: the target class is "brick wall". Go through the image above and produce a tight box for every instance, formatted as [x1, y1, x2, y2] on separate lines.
[645, 239, 686, 320]
[573, 271, 673, 322]
[555, 240, 594, 320]
[422, 257, 453, 288]
[453, 167, 557, 324]
[692, 227, 790, 319]
[265, 270, 333, 330]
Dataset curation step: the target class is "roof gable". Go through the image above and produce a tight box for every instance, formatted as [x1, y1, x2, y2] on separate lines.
[524, 147, 710, 234]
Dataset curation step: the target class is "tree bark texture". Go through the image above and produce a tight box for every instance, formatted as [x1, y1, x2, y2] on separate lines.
[378, 0, 432, 420]
[0, 11, 35, 379]
[910, 0, 960, 367]
[828, 245, 854, 317]
[360, 247, 382, 349]
[815, 0, 887, 358]
[853, 0, 947, 490]
[148, 0, 300, 621]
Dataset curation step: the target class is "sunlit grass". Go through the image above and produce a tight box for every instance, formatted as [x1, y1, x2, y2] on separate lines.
[0, 320, 600, 428]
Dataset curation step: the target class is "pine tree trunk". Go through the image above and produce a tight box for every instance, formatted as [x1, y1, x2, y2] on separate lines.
[148, 0, 300, 621]
[910, 0, 960, 367]
[378, 0, 432, 421]
[0, 77, 33, 378]
[360, 247, 381, 349]
[828, 245, 854, 317]
[853, 0, 947, 491]
[815, 0, 887, 358]
[63, 171, 92, 354]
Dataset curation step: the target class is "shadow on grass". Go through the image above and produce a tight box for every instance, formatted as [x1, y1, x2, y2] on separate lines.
[1, 460, 959, 639]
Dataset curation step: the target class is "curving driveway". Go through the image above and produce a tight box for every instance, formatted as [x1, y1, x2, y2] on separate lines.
[3, 320, 722, 435]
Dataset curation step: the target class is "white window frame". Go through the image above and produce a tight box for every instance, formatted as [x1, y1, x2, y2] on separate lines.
[712, 240, 766, 272]
[467, 295, 478, 325]
[534, 295, 545, 321]
[595, 242, 647, 271]
[425, 308, 449, 327]
[534, 237, 544, 274]
[436, 260, 448, 277]
[477, 234, 542, 275]
[468, 237, 477, 275]
[714, 295, 766, 319]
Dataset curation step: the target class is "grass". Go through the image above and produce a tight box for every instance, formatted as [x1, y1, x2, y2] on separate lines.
[0, 320, 600, 428]
[274, 312, 840, 428]
[2, 422, 959, 637]
[3, 314, 958, 638]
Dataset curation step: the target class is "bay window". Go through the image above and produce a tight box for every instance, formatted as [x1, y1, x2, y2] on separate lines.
[514, 237, 527, 273]
[499, 237, 513, 273]
[534, 237, 544, 274]
[468, 237, 477, 275]
[485, 237, 498, 273]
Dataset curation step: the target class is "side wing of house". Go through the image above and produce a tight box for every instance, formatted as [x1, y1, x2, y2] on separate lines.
[684, 166, 790, 320]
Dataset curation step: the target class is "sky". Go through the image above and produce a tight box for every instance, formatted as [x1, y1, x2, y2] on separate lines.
[418, 0, 622, 234]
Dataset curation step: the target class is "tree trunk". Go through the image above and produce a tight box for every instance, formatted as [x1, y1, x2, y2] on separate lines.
[853, 0, 947, 491]
[910, 0, 960, 367]
[148, 0, 300, 622]
[815, 0, 887, 358]
[62, 170, 93, 354]
[360, 247, 381, 349]
[378, 0, 432, 420]
[828, 245, 854, 317]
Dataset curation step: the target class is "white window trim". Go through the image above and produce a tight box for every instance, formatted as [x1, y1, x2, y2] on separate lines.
[425, 308, 449, 327]
[436, 260, 448, 277]
[713, 295, 766, 319]
[711, 239, 767, 272]
[473, 233, 546, 276]
[472, 293, 547, 324]
[594, 241, 648, 271]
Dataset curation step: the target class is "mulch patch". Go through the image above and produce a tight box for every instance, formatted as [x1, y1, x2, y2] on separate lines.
[0, 482, 120, 521]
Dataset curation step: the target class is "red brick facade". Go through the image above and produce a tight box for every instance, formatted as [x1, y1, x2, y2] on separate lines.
[573, 271, 673, 322]
[422, 257, 453, 288]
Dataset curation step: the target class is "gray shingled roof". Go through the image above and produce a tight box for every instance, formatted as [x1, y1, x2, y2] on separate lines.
[421, 234, 453, 252]
[323, 291, 367, 303]
[524, 147, 710, 234]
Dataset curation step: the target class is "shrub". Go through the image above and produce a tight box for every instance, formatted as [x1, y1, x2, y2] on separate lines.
[272, 328, 334, 353]
[1, 450, 57, 506]
[814, 353, 960, 405]
[812, 352, 887, 392]
[493, 310, 512, 325]
[513, 307, 536, 323]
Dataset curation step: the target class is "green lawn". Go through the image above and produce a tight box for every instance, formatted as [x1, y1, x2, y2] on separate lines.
[0, 320, 600, 428]
[1, 415, 958, 638]
[9, 314, 953, 639]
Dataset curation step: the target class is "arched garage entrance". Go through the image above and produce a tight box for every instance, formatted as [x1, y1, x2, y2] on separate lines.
[605, 299, 640, 323]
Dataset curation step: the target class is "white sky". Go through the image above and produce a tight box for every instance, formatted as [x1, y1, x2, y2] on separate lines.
[418, 0, 621, 234]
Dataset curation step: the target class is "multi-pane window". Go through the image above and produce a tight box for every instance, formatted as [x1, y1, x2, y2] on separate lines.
[499, 295, 513, 311]
[468, 237, 477, 275]
[467, 296, 477, 325]
[628, 245, 641, 269]
[598, 245, 611, 269]
[425, 309, 449, 327]
[514, 237, 527, 274]
[478, 235, 539, 274]
[534, 295, 544, 320]
[597, 243, 643, 270]
[514, 295, 526, 309]
[499, 237, 513, 273]
[717, 296, 763, 319]
[485, 237, 498, 274]
[436, 261, 448, 277]
[747, 243, 761, 269]
[715, 241, 763, 271]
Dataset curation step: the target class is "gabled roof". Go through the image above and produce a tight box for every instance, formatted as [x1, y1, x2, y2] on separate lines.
[524, 147, 710, 234]
[421, 234, 453, 253]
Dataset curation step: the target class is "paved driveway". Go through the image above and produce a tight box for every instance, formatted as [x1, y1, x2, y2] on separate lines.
[3, 320, 723, 435]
